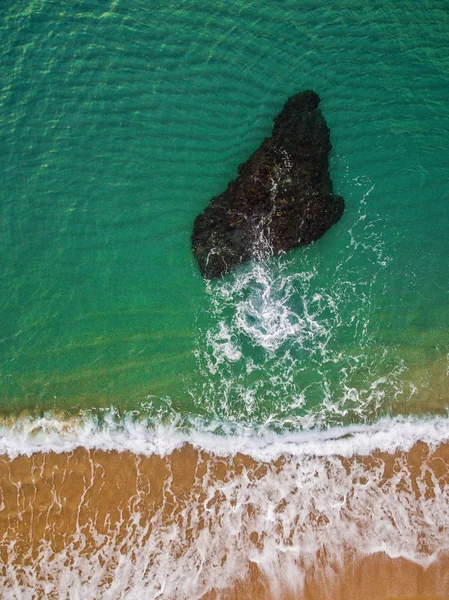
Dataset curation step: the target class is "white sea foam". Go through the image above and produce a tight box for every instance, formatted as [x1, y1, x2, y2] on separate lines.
[1, 413, 449, 600]
[2, 179, 448, 598]
[1, 411, 448, 460]
[191, 177, 415, 431]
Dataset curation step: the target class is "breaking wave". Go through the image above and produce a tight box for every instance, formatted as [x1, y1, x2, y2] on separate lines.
[0, 410, 448, 460]
[1, 413, 449, 599]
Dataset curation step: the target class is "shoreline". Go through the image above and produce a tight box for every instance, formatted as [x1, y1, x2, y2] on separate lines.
[1, 412, 449, 459]
[1, 437, 449, 598]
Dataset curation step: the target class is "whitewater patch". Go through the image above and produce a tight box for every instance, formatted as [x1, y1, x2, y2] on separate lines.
[1, 411, 449, 460]
[1, 414, 449, 600]
[188, 176, 419, 432]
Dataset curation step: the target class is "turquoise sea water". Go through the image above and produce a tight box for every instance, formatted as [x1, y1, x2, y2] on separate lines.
[1, 0, 448, 432]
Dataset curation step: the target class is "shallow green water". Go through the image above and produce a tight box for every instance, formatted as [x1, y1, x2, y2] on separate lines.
[1, 0, 448, 430]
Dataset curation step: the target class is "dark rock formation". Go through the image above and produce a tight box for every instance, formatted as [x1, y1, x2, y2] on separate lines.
[192, 90, 344, 279]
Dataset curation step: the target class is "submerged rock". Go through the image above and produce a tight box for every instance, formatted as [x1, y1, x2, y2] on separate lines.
[192, 90, 344, 279]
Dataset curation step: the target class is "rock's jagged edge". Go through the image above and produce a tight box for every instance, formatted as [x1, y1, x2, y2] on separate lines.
[191, 90, 344, 279]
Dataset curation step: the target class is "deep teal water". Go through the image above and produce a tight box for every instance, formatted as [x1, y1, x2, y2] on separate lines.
[1, 0, 448, 431]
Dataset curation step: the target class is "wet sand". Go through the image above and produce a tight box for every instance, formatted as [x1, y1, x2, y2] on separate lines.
[203, 553, 449, 600]
[1, 442, 449, 599]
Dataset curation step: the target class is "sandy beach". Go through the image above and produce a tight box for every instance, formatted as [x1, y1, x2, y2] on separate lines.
[1, 440, 448, 598]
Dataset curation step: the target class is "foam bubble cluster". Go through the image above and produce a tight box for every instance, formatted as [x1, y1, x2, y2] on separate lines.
[191, 179, 412, 430]
[1, 415, 449, 599]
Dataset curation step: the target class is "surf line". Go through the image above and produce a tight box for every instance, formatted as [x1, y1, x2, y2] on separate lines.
[0, 413, 449, 459]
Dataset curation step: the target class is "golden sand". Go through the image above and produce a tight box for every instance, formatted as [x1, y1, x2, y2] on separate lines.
[1, 443, 448, 599]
